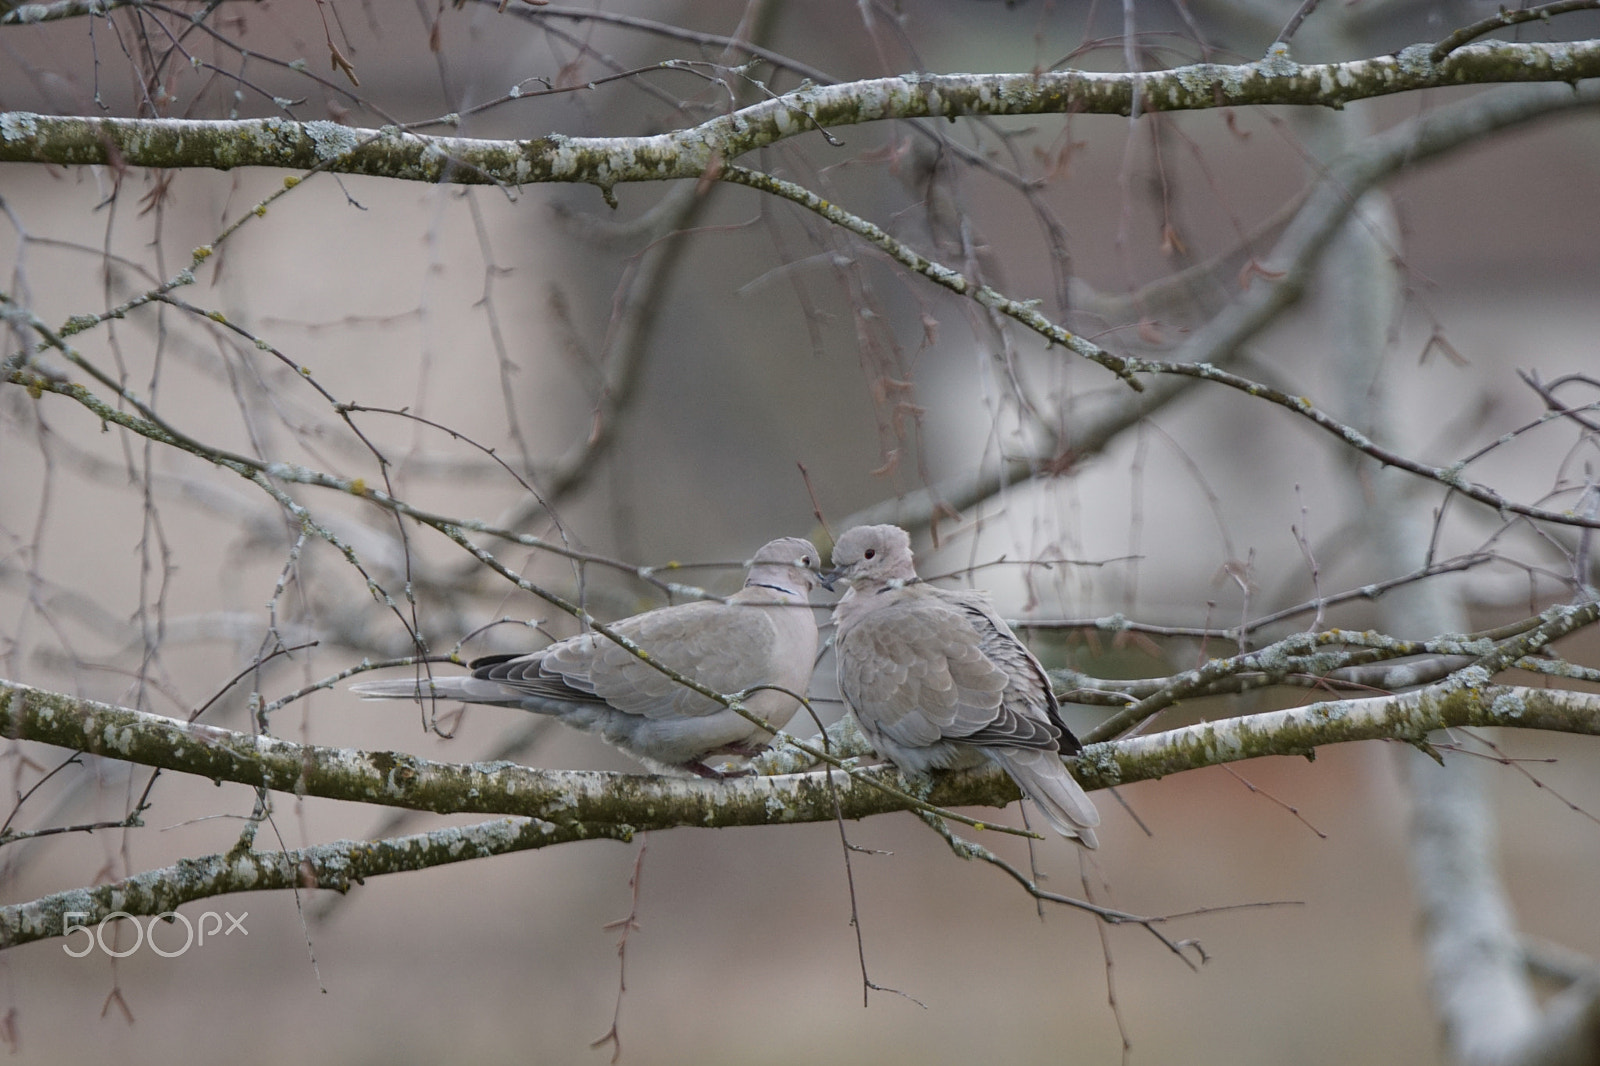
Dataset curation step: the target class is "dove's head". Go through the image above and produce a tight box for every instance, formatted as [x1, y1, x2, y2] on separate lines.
[745, 537, 823, 595]
[823, 525, 918, 592]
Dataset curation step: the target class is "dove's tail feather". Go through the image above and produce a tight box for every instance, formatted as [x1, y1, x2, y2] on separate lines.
[349, 676, 537, 707]
[992, 748, 1102, 849]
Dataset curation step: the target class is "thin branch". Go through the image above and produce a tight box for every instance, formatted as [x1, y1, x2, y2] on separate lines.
[718, 163, 1141, 389]
[835, 80, 1600, 534]
[1430, 1, 1600, 61]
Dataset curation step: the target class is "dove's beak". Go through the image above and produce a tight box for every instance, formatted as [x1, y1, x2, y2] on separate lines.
[819, 566, 843, 592]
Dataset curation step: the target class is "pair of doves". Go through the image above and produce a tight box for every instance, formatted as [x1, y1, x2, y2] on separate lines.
[353, 526, 1100, 847]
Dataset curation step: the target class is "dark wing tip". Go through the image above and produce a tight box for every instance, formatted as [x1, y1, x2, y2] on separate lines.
[469, 652, 523, 671]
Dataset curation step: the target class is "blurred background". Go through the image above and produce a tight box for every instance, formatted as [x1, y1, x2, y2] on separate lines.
[2, 1, 1599, 1062]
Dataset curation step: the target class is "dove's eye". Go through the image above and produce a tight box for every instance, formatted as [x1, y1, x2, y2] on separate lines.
[864, 549, 876, 559]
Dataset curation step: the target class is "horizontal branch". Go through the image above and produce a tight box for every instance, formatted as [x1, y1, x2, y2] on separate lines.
[0, 677, 1028, 835]
[8, 673, 1600, 824]
[3, 669, 1600, 883]
[0, 816, 631, 950]
[4, 671, 1600, 946]
[1, 39, 1597, 185]
[1087, 680, 1600, 783]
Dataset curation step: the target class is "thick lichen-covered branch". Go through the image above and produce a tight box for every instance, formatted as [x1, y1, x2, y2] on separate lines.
[0, 677, 1029, 834]
[0, 673, 1595, 948]
[1, 670, 1597, 947]
[5, 672, 1600, 946]
[8, 673, 1600, 828]
[1, 40, 1597, 185]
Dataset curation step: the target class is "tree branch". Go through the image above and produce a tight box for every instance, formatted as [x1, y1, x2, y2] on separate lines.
[0, 816, 630, 951]
[833, 79, 1600, 534]
[2, 40, 1598, 183]
[4, 670, 1600, 948]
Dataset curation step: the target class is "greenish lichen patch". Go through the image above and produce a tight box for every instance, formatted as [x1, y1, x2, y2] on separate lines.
[1257, 42, 1299, 78]
[1490, 689, 1527, 719]
[228, 854, 262, 888]
[1396, 44, 1436, 77]
[248, 118, 291, 152]
[1173, 63, 1226, 96]
[1443, 664, 1493, 691]
[1074, 744, 1123, 786]
[304, 120, 359, 160]
[1310, 700, 1353, 722]
[0, 111, 39, 142]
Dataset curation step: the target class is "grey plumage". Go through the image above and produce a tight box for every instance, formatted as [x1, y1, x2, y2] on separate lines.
[351, 537, 822, 776]
[826, 525, 1101, 847]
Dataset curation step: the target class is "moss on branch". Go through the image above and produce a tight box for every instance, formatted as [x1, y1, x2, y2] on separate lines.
[1, 40, 1598, 185]
[2, 673, 1599, 948]
[5, 674, 1598, 831]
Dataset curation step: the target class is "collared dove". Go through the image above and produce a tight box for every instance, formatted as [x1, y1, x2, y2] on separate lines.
[351, 537, 822, 777]
[826, 524, 1101, 847]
